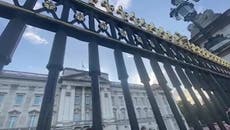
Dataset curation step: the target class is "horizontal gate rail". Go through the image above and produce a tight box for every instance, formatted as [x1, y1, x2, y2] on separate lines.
[110, 21, 140, 130]
[0, 1, 229, 79]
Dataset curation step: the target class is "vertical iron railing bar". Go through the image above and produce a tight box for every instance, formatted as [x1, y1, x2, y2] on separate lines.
[149, 59, 189, 130]
[146, 37, 188, 130]
[207, 62, 218, 73]
[169, 41, 223, 127]
[197, 72, 229, 129]
[209, 74, 230, 106]
[153, 38, 227, 75]
[185, 70, 217, 114]
[168, 44, 215, 130]
[13, 0, 20, 6]
[0, 0, 37, 71]
[160, 40, 216, 129]
[12, 0, 37, 9]
[163, 63, 203, 130]
[205, 90, 229, 124]
[199, 72, 226, 110]
[214, 91, 228, 112]
[180, 50, 198, 65]
[213, 61, 229, 75]
[206, 90, 229, 128]
[214, 76, 230, 97]
[126, 30, 168, 130]
[160, 39, 222, 129]
[208, 61, 223, 74]
[50, 11, 59, 20]
[186, 70, 227, 130]
[150, 38, 166, 56]
[221, 77, 230, 87]
[155, 40, 203, 129]
[168, 44, 205, 71]
[173, 46, 220, 93]
[110, 21, 139, 130]
[126, 28, 136, 46]
[175, 68, 216, 130]
[36, 0, 70, 130]
[224, 76, 230, 84]
[23, 0, 38, 9]
[133, 54, 168, 130]
[197, 73, 230, 125]
[138, 33, 152, 50]
[88, 11, 103, 130]
[203, 75, 229, 109]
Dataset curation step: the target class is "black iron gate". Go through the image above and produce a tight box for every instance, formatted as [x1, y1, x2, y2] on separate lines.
[0, 0, 230, 130]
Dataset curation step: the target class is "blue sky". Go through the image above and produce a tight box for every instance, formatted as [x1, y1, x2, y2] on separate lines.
[0, 0, 230, 85]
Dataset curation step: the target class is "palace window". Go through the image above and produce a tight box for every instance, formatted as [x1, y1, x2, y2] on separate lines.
[75, 95, 81, 105]
[74, 113, 81, 121]
[144, 108, 148, 118]
[0, 93, 5, 105]
[15, 94, 25, 105]
[141, 126, 147, 130]
[148, 110, 154, 119]
[7, 111, 20, 128]
[120, 108, 126, 119]
[138, 97, 142, 106]
[33, 95, 42, 105]
[28, 112, 39, 127]
[119, 96, 124, 106]
[74, 109, 81, 121]
[104, 93, 108, 98]
[85, 109, 91, 120]
[85, 95, 91, 105]
[111, 96, 116, 106]
[134, 97, 138, 105]
[141, 97, 146, 106]
[113, 108, 117, 119]
[7, 115, 17, 128]
[137, 108, 141, 118]
[65, 92, 71, 96]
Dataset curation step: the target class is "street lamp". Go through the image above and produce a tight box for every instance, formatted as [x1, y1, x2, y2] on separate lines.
[170, 0, 197, 22]
[170, 0, 229, 51]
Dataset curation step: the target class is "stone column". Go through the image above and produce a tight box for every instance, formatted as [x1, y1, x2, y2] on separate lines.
[63, 86, 74, 121]
[101, 86, 113, 120]
[81, 87, 85, 121]
[57, 85, 75, 122]
[100, 85, 117, 130]
[69, 86, 75, 121]
[57, 86, 66, 122]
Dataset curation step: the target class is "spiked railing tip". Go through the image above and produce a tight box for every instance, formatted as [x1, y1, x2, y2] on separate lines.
[129, 12, 135, 21]
[86, 0, 230, 68]
[101, 0, 108, 7]
[88, 0, 98, 6]
[116, 5, 124, 15]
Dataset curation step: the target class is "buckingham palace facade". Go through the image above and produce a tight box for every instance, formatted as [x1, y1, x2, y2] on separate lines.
[0, 68, 185, 130]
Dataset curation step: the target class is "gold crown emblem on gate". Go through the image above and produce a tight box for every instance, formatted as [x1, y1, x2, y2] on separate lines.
[87, 0, 230, 69]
